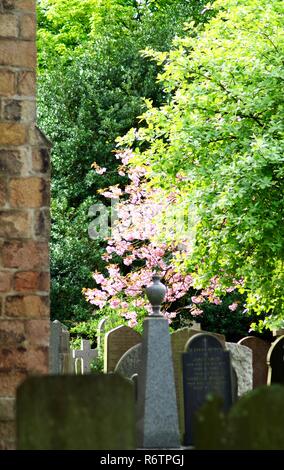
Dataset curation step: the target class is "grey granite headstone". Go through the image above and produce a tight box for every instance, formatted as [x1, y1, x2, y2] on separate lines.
[115, 343, 142, 379]
[226, 342, 252, 397]
[72, 339, 98, 374]
[49, 320, 74, 374]
[137, 316, 180, 448]
[17, 374, 136, 450]
[267, 335, 284, 385]
[183, 333, 233, 446]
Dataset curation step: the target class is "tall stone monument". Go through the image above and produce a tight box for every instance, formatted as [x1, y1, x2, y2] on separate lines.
[137, 275, 180, 448]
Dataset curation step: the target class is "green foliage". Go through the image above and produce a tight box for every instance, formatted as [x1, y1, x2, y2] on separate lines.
[37, 0, 211, 323]
[120, 0, 284, 328]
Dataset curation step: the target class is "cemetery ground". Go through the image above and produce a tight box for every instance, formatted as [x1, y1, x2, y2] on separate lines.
[14, 277, 284, 453]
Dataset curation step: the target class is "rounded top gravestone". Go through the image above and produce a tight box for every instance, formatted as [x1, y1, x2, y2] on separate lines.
[184, 332, 225, 352]
[267, 335, 284, 385]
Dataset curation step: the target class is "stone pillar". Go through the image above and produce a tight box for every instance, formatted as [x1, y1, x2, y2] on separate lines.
[137, 276, 180, 448]
[0, 0, 50, 450]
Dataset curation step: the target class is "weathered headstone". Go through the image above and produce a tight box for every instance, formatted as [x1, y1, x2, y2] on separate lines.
[115, 343, 142, 379]
[267, 335, 284, 385]
[238, 336, 270, 388]
[74, 357, 83, 375]
[195, 385, 284, 449]
[49, 320, 74, 374]
[183, 333, 233, 446]
[226, 342, 252, 396]
[97, 317, 108, 356]
[104, 325, 141, 373]
[171, 327, 225, 438]
[17, 374, 136, 450]
[72, 339, 98, 374]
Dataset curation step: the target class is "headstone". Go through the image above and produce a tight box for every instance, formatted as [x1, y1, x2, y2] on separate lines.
[104, 325, 141, 373]
[97, 317, 107, 356]
[238, 336, 270, 388]
[137, 316, 180, 448]
[273, 328, 284, 337]
[115, 343, 142, 379]
[226, 342, 253, 396]
[195, 384, 284, 449]
[49, 320, 74, 374]
[171, 327, 225, 438]
[183, 333, 233, 446]
[17, 374, 136, 450]
[72, 339, 98, 374]
[74, 357, 83, 375]
[267, 335, 284, 385]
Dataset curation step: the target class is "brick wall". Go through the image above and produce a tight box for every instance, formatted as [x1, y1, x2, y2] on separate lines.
[0, 0, 50, 449]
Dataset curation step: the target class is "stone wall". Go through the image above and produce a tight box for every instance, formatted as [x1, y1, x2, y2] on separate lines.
[0, 0, 50, 449]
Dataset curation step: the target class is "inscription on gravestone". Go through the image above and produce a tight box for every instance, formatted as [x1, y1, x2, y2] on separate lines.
[183, 333, 233, 446]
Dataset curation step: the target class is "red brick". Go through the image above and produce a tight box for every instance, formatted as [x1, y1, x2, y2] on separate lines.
[25, 346, 49, 373]
[0, 421, 16, 440]
[0, 439, 16, 450]
[0, 320, 26, 346]
[0, 272, 12, 292]
[19, 13, 35, 40]
[0, 210, 30, 238]
[2, 240, 49, 269]
[13, 271, 39, 291]
[0, 123, 27, 145]
[0, 150, 23, 175]
[38, 272, 50, 291]
[0, 14, 18, 38]
[32, 148, 50, 173]
[0, 348, 27, 369]
[5, 295, 49, 318]
[10, 177, 49, 208]
[0, 39, 36, 68]
[3, 99, 22, 121]
[0, 70, 16, 96]
[0, 397, 15, 421]
[16, 0, 35, 11]
[0, 370, 27, 395]
[0, 177, 7, 206]
[25, 319, 49, 347]
[17, 71, 35, 96]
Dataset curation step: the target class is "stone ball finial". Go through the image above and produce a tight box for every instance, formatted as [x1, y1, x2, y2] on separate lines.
[145, 274, 167, 316]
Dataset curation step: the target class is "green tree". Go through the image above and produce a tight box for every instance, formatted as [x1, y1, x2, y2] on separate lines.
[120, 0, 284, 330]
[37, 0, 211, 323]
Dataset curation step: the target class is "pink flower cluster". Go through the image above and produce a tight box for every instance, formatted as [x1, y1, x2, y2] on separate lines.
[84, 150, 234, 326]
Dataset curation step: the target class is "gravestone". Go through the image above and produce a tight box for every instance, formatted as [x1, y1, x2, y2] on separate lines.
[183, 333, 233, 446]
[72, 339, 98, 374]
[137, 316, 180, 448]
[195, 385, 284, 449]
[267, 335, 284, 385]
[17, 374, 136, 450]
[97, 317, 108, 356]
[74, 357, 83, 375]
[238, 336, 270, 388]
[171, 327, 225, 438]
[104, 325, 141, 373]
[115, 343, 142, 379]
[49, 320, 74, 374]
[226, 342, 252, 396]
